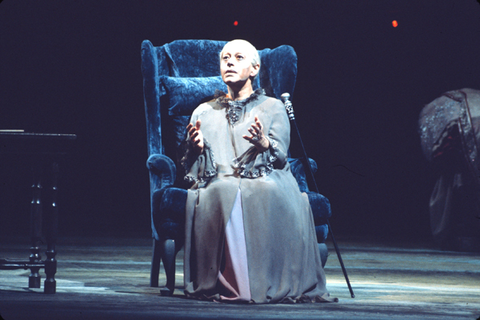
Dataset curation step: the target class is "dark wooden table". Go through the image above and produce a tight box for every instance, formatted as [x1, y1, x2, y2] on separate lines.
[0, 132, 76, 293]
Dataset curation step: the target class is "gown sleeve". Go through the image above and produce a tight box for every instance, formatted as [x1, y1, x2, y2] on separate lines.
[181, 108, 217, 186]
[232, 100, 290, 178]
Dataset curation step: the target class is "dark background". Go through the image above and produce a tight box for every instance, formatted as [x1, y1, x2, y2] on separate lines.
[1, 0, 479, 241]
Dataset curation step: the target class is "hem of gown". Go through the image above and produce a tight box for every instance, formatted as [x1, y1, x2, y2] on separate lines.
[183, 291, 338, 304]
[183, 291, 253, 304]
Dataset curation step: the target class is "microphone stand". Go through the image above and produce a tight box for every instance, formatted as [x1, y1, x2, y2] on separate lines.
[281, 93, 355, 298]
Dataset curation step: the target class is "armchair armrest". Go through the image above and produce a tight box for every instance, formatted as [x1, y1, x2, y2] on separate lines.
[146, 154, 177, 190]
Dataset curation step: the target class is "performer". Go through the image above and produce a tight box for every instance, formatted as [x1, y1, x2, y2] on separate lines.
[182, 39, 336, 303]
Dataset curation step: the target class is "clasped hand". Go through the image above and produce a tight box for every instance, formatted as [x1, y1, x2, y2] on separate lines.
[187, 116, 269, 154]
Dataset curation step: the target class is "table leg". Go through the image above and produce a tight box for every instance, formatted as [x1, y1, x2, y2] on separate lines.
[29, 167, 42, 289]
[44, 161, 59, 294]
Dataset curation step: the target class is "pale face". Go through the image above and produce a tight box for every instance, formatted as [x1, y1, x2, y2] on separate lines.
[220, 42, 259, 88]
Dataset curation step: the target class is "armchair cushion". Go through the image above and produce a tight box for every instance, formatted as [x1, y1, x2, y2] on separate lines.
[161, 76, 228, 116]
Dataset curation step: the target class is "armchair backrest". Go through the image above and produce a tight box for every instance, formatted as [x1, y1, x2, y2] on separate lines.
[141, 39, 298, 183]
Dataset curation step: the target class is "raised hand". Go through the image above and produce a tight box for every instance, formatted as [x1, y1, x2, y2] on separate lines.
[243, 116, 269, 152]
[186, 120, 204, 154]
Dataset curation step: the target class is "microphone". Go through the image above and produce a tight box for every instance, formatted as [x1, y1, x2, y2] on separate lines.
[280, 93, 295, 121]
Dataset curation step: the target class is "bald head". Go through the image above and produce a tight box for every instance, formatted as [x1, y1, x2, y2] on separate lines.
[220, 39, 261, 74]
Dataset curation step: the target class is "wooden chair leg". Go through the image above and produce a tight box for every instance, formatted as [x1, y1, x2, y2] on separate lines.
[150, 239, 162, 287]
[160, 239, 176, 296]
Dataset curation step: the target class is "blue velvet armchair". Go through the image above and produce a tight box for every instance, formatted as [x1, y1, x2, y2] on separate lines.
[141, 39, 332, 295]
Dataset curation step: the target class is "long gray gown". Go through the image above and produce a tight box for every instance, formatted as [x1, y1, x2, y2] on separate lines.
[182, 89, 335, 303]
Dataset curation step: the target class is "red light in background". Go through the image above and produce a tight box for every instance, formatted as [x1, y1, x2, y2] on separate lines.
[233, 21, 238, 26]
[392, 20, 398, 28]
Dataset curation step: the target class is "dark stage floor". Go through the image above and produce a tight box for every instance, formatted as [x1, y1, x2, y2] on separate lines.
[1, 236, 479, 320]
